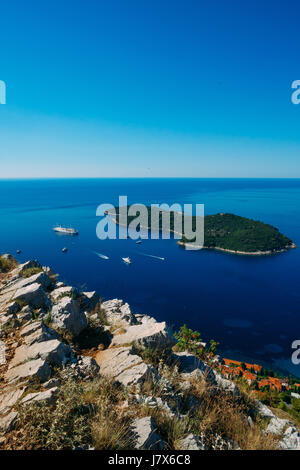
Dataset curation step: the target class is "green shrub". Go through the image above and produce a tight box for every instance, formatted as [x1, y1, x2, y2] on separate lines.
[174, 324, 204, 357]
[20, 267, 43, 278]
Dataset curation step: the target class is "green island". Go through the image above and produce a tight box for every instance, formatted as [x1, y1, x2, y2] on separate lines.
[107, 206, 296, 255]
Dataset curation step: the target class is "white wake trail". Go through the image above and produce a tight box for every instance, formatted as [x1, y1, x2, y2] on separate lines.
[93, 251, 110, 260]
[138, 252, 165, 261]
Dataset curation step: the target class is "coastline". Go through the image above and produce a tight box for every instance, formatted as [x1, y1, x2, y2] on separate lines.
[106, 212, 297, 256]
[177, 241, 297, 256]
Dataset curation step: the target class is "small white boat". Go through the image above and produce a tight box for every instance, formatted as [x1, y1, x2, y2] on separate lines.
[62, 247, 68, 253]
[136, 240, 142, 244]
[122, 257, 132, 264]
[53, 226, 78, 235]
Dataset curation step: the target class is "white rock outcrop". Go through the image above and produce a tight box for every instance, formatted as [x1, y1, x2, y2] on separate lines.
[96, 346, 155, 386]
[20, 321, 59, 345]
[21, 387, 59, 405]
[14, 283, 49, 309]
[266, 416, 290, 435]
[0, 412, 18, 433]
[51, 297, 87, 336]
[101, 299, 138, 327]
[9, 339, 73, 368]
[177, 433, 206, 450]
[279, 426, 300, 450]
[5, 358, 51, 384]
[130, 417, 164, 450]
[110, 321, 174, 350]
[50, 286, 77, 302]
[0, 388, 25, 415]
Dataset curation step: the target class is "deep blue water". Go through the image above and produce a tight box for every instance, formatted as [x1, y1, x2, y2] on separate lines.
[0, 178, 300, 377]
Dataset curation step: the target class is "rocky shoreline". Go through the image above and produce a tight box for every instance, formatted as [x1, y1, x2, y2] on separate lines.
[177, 241, 297, 255]
[0, 254, 299, 450]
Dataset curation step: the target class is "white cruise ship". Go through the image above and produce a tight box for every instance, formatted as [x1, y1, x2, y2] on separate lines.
[53, 226, 78, 235]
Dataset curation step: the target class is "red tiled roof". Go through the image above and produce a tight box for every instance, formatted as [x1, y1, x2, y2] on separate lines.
[223, 358, 262, 373]
[258, 377, 283, 391]
[243, 371, 256, 382]
[245, 363, 262, 372]
[223, 359, 241, 367]
[258, 379, 270, 389]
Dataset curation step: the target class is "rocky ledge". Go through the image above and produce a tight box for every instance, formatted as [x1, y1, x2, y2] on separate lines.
[0, 255, 299, 450]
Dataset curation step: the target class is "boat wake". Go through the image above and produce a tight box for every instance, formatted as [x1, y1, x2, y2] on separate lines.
[93, 251, 109, 260]
[137, 252, 165, 261]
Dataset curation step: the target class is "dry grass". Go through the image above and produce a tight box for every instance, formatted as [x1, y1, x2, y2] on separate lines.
[92, 410, 133, 450]
[136, 405, 191, 449]
[0, 255, 17, 273]
[186, 376, 279, 450]
[7, 376, 131, 450]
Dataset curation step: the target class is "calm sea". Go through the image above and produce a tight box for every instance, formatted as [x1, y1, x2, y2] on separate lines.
[0, 178, 299, 377]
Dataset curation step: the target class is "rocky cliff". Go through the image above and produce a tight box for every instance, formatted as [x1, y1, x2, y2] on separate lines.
[0, 255, 299, 450]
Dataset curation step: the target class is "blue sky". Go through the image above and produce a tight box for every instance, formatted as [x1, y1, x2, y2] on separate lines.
[1, 0, 300, 178]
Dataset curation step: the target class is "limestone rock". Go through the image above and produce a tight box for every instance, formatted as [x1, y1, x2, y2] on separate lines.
[130, 417, 164, 450]
[20, 321, 59, 345]
[0, 412, 18, 433]
[177, 433, 206, 450]
[10, 339, 73, 368]
[21, 387, 59, 405]
[77, 356, 100, 376]
[213, 372, 239, 395]
[266, 417, 290, 435]
[5, 358, 51, 384]
[0, 311, 17, 328]
[81, 291, 100, 311]
[255, 400, 275, 419]
[5, 302, 20, 315]
[101, 299, 138, 327]
[2, 272, 50, 295]
[51, 297, 87, 336]
[42, 378, 61, 389]
[96, 346, 154, 386]
[0, 388, 25, 415]
[18, 306, 33, 322]
[174, 351, 215, 382]
[14, 283, 49, 309]
[279, 426, 300, 450]
[138, 396, 176, 418]
[50, 286, 77, 302]
[19, 260, 42, 274]
[110, 321, 174, 350]
[134, 314, 158, 325]
[211, 434, 240, 450]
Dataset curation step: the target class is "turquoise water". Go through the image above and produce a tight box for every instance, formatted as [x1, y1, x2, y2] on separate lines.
[0, 178, 300, 376]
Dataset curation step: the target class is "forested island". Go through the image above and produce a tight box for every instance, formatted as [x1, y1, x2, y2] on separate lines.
[106, 206, 296, 255]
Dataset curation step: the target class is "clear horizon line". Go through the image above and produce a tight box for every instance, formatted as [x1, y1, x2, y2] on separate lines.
[1, 176, 300, 180]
